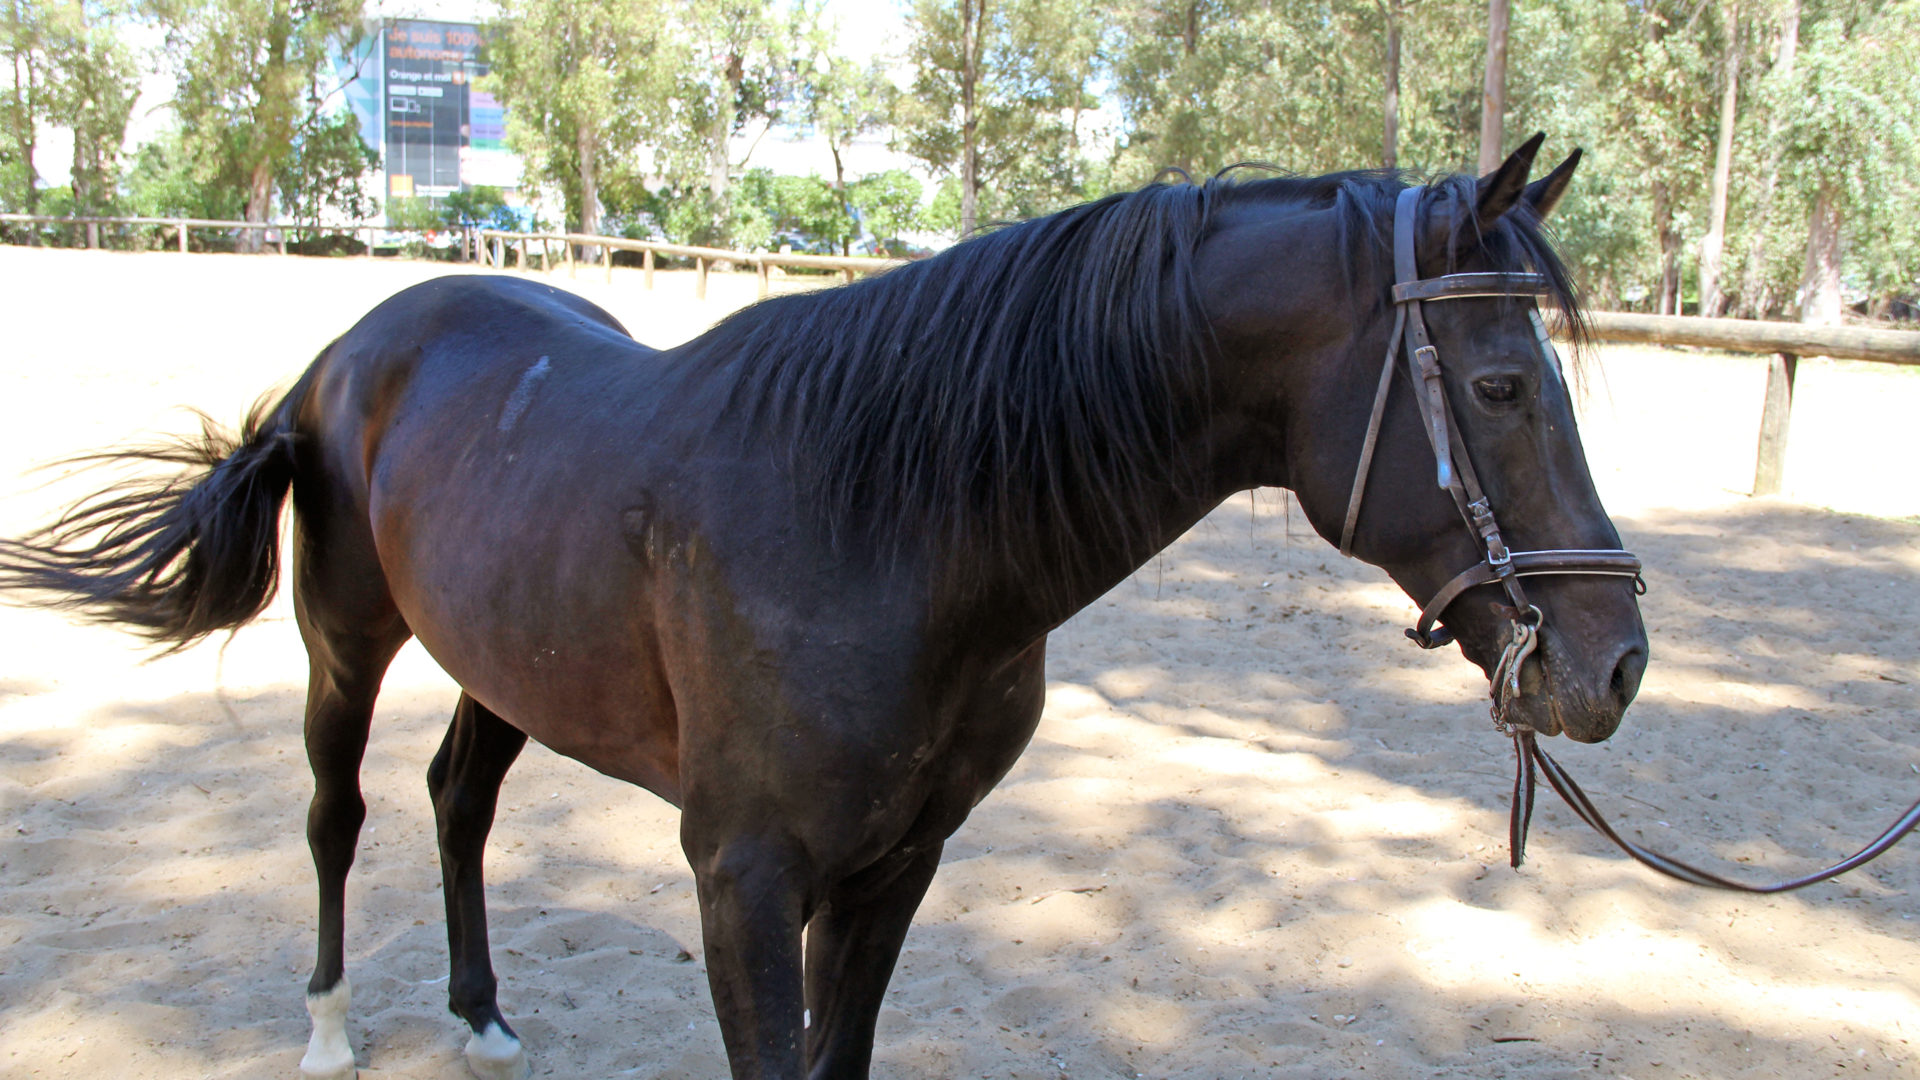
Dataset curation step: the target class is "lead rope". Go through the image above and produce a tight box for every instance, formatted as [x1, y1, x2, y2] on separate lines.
[1492, 612, 1920, 885]
[1510, 730, 1920, 892]
[1494, 623, 1920, 887]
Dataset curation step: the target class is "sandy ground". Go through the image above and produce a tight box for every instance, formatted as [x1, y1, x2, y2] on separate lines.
[1, 246, 1917, 1080]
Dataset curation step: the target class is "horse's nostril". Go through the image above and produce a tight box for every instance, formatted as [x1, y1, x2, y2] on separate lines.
[1610, 644, 1648, 706]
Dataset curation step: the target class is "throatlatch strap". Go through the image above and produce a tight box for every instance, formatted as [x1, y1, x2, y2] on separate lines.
[1339, 306, 1405, 557]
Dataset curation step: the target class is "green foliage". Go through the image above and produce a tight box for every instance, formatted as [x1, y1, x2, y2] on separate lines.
[728, 167, 927, 253]
[162, 0, 370, 235]
[123, 124, 246, 219]
[15, 0, 1914, 314]
[3, 0, 142, 214]
[441, 185, 518, 231]
[738, 168, 844, 251]
[275, 110, 378, 227]
[849, 169, 922, 252]
[384, 195, 441, 230]
[484, 0, 677, 235]
[897, 0, 1105, 228]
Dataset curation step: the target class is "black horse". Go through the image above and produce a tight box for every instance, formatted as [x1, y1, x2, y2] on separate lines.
[1, 137, 1644, 1079]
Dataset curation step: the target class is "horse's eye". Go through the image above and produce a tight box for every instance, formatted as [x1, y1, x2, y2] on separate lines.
[1476, 376, 1520, 404]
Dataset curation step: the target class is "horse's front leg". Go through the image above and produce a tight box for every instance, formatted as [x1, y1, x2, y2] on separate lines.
[802, 843, 943, 1080]
[686, 828, 814, 1079]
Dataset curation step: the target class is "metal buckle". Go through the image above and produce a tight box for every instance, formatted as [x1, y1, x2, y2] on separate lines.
[1486, 534, 1512, 568]
[1412, 344, 1440, 375]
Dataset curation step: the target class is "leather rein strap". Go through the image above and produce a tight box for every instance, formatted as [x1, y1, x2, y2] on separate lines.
[1339, 186, 1920, 890]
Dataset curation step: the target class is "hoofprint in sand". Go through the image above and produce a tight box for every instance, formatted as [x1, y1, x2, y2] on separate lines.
[1, 247, 1915, 1079]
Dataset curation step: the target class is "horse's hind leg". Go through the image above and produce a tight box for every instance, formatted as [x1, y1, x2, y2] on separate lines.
[427, 693, 529, 1080]
[297, 618, 407, 1079]
[293, 505, 411, 1080]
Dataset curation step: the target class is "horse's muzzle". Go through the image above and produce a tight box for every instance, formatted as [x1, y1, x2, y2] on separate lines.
[1511, 628, 1647, 743]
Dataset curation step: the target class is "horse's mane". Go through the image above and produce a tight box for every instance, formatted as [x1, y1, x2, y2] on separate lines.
[693, 168, 1583, 592]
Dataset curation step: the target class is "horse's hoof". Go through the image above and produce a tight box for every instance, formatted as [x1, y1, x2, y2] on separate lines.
[298, 1051, 356, 1080]
[464, 1023, 530, 1080]
[300, 978, 357, 1079]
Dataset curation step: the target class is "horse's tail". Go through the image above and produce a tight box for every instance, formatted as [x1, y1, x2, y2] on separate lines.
[0, 366, 318, 652]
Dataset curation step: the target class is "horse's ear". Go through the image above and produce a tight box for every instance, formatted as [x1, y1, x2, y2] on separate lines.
[1521, 148, 1582, 221]
[1474, 131, 1546, 232]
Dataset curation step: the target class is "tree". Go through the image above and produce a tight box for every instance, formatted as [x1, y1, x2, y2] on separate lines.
[45, 0, 141, 216]
[667, 0, 787, 244]
[1111, 0, 1481, 184]
[2, 0, 49, 213]
[486, 0, 675, 240]
[124, 122, 244, 219]
[1696, 0, 1742, 316]
[791, 3, 892, 253]
[164, 0, 369, 250]
[900, 0, 1103, 237]
[274, 108, 376, 228]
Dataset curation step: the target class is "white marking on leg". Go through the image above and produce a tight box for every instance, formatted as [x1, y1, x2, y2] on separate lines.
[300, 976, 356, 1080]
[464, 1021, 529, 1080]
[497, 356, 552, 434]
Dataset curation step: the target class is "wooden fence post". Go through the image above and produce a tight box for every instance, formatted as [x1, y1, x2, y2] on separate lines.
[177, 221, 189, 254]
[566, 238, 576, 278]
[604, 243, 613, 284]
[86, 222, 98, 249]
[643, 248, 654, 290]
[1752, 351, 1798, 496]
[757, 258, 770, 299]
[517, 237, 527, 270]
[696, 257, 708, 300]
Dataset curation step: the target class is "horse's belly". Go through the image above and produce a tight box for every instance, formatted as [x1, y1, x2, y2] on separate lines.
[375, 485, 684, 801]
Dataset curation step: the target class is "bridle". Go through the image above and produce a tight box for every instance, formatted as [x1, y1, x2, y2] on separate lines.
[1337, 186, 1642, 731]
[1338, 185, 1920, 890]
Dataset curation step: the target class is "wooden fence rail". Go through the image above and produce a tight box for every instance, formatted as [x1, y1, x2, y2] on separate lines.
[473, 228, 907, 299]
[0, 212, 457, 257]
[1580, 312, 1920, 495]
[9, 215, 1914, 500]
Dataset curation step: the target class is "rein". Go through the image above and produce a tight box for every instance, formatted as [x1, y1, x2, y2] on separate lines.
[1345, 186, 1920, 891]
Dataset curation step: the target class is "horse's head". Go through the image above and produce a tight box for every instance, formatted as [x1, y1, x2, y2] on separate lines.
[1208, 136, 1646, 742]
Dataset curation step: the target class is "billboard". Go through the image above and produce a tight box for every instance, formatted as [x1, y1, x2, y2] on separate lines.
[383, 20, 492, 199]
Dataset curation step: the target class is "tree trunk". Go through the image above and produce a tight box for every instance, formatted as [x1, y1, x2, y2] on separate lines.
[577, 122, 600, 240]
[1651, 181, 1681, 314]
[959, 0, 983, 238]
[1476, 0, 1509, 173]
[1382, 0, 1401, 169]
[1796, 181, 1841, 325]
[830, 141, 851, 256]
[244, 157, 273, 253]
[707, 52, 742, 239]
[1734, 0, 1799, 316]
[8, 2, 39, 216]
[1697, 0, 1740, 317]
[240, 0, 293, 255]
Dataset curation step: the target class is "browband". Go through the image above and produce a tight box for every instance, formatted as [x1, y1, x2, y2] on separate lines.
[1392, 272, 1550, 304]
